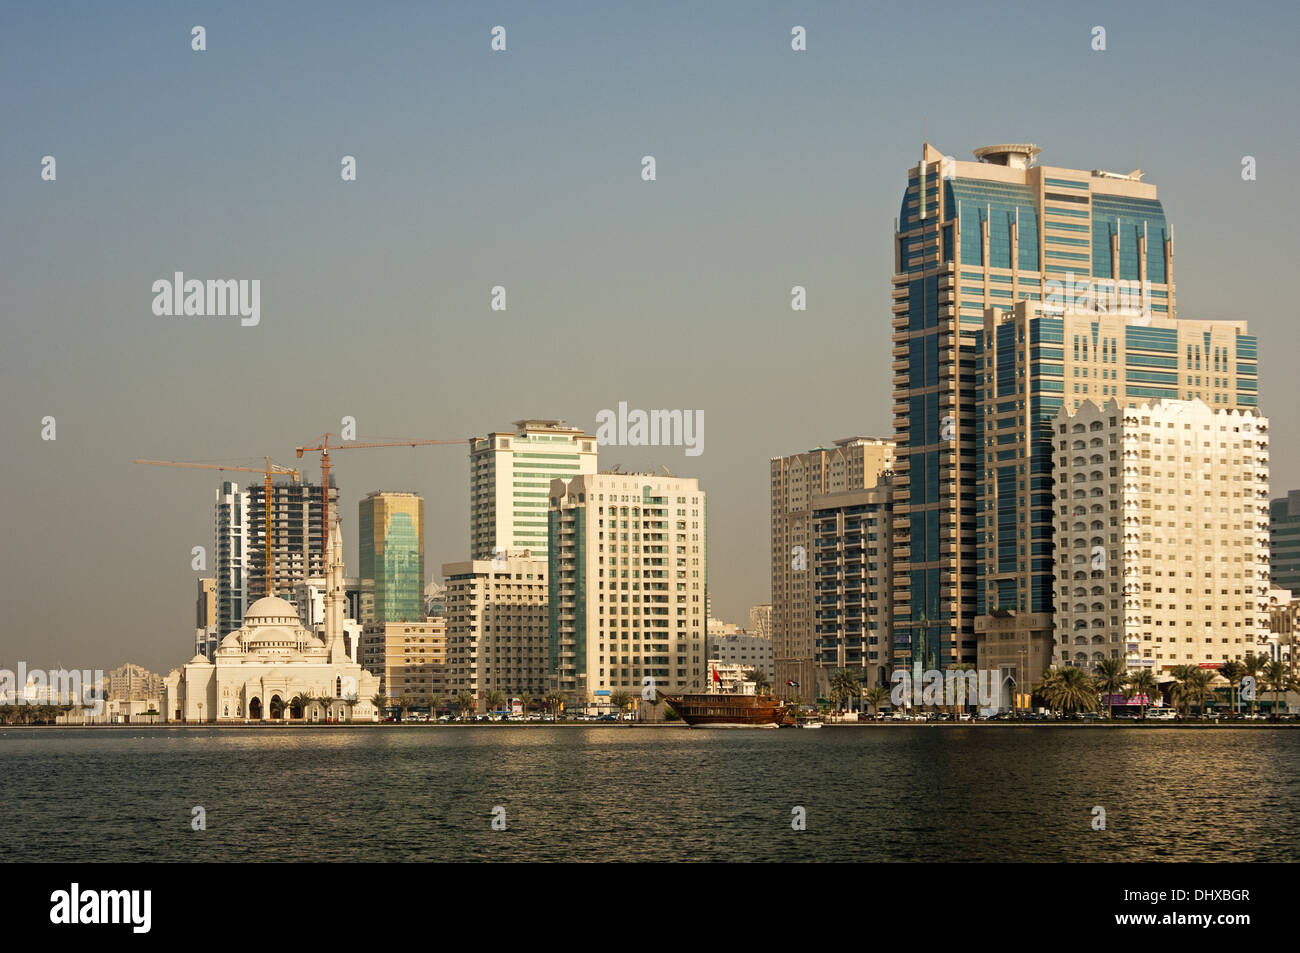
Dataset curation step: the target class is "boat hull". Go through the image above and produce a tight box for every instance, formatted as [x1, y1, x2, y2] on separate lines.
[657, 691, 790, 728]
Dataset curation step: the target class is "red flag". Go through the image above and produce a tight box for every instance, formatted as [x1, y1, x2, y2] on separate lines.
[712, 667, 721, 684]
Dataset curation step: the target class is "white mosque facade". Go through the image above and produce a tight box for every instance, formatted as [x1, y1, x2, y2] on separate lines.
[163, 517, 380, 723]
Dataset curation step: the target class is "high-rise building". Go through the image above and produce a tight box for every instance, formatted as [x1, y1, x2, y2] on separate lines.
[195, 577, 217, 659]
[214, 478, 337, 636]
[770, 438, 894, 694]
[812, 477, 894, 693]
[1052, 398, 1270, 674]
[748, 604, 772, 640]
[973, 301, 1258, 681]
[442, 554, 551, 711]
[359, 491, 425, 623]
[469, 420, 598, 560]
[549, 472, 706, 705]
[892, 142, 1181, 676]
[1269, 490, 1300, 597]
[214, 481, 250, 636]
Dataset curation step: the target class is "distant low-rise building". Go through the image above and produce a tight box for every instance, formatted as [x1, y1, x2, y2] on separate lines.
[707, 632, 774, 681]
[107, 663, 164, 701]
[705, 661, 756, 695]
[360, 619, 447, 709]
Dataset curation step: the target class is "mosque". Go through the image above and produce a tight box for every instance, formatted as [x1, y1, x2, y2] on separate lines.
[163, 516, 380, 723]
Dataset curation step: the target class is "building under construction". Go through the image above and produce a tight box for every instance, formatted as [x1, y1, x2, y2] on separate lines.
[215, 476, 338, 635]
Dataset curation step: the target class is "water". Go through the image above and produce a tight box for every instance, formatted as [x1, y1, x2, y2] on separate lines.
[3, 726, 1296, 862]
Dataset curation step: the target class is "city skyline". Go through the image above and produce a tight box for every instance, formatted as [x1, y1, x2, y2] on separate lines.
[4, 2, 1299, 674]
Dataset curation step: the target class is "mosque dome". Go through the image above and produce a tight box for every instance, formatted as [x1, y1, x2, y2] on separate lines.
[244, 596, 302, 625]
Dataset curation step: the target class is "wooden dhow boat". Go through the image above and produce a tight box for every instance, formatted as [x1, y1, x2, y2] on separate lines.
[657, 690, 791, 728]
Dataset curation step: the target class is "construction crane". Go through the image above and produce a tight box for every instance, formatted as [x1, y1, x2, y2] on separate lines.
[134, 457, 300, 598]
[294, 435, 465, 543]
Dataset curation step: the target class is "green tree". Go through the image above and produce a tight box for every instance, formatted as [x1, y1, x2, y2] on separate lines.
[947, 662, 975, 718]
[396, 694, 415, 721]
[545, 692, 565, 720]
[1094, 657, 1128, 719]
[862, 685, 889, 718]
[290, 691, 314, 721]
[371, 693, 389, 720]
[485, 690, 506, 715]
[1218, 660, 1246, 715]
[1126, 669, 1158, 720]
[828, 669, 861, 713]
[456, 692, 476, 721]
[1168, 665, 1199, 718]
[609, 690, 631, 722]
[319, 693, 339, 722]
[1170, 667, 1213, 718]
[1036, 666, 1099, 716]
[745, 668, 772, 695]
[1264, 660, 1291, 720]
[1242, 653, 1266, 717]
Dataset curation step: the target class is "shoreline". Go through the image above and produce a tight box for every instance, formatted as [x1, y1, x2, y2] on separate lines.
[6, 720, 1296, 730]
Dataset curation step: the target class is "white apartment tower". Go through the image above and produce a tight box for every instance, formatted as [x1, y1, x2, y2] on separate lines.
[469, 420, 598, 560]
[1053, 399, 1270, 674]
[548, 472, 707, 704]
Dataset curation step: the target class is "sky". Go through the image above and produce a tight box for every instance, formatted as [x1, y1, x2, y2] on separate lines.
[2, 0, 1298, 674]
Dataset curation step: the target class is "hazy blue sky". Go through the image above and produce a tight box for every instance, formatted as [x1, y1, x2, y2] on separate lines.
[2, 1, 1297, 673]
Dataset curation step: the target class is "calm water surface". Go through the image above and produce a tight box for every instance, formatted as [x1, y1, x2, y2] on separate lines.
[2, 727, 1296, 862]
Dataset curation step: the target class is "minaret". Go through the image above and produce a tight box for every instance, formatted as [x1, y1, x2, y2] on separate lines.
[325, 513, 346, 662]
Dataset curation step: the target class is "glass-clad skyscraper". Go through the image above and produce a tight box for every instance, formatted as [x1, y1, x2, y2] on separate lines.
[891, 143, 1180, 680]
[359, 491, 425, 623]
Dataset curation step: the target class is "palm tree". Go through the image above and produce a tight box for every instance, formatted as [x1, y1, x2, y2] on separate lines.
[485, 690, 505, 716]
[371, 692, 389, 720]
[1094, 657, 1127, 718]
[745, 668, 771, 695]
[609, 690, 631, 722]
[1242, 653, 1266, 717]
[317, 694, 335, 722]
[862, 685, 889, 719]
[394, 694, 414, 722]
[1264, 660, 1290, 720]
[456, 692, 476, 721]
[1167, 665, 1199, 718]
[828, 669, 860, 714]
[545, 692, 565, 720]
[1218, 660, 1246, 715]
[341, 692, 357, 723]
[947, 662, 974, 718]
[1126, 669, 1158, 720]
[291, 691, 314, 721]
[1036, 666, 1098, 716]
[425, 691, 441, 718]
[1185, 668, 1214, 717]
